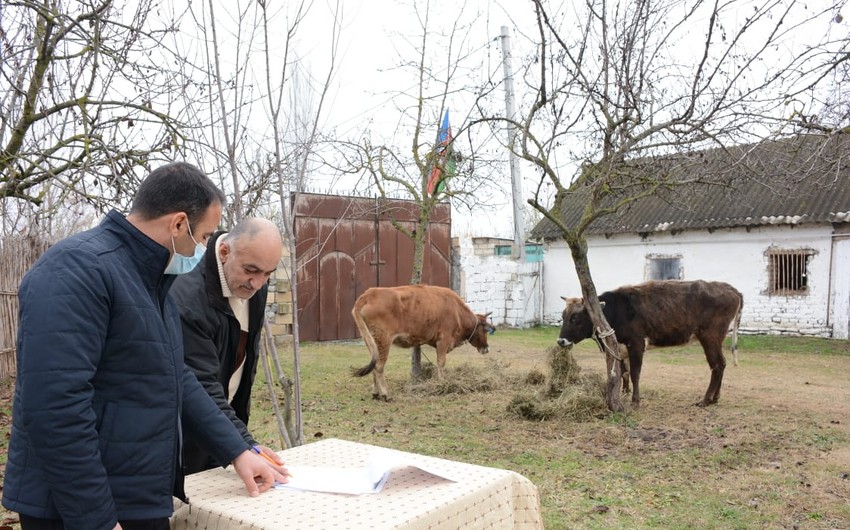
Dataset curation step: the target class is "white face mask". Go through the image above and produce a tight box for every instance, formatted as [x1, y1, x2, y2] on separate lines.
[164, 223, 206, 275]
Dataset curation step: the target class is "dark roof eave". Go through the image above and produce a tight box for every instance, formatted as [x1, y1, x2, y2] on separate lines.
[533, 216, 850, 241]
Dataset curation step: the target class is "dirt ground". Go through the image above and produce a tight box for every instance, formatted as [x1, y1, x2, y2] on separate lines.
[297, 334, 850, 528]
[498, 338, 850, 528]
[0, 335, 848, 529]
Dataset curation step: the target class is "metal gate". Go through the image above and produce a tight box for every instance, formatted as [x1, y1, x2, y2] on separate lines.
[293, 193, 451, 341]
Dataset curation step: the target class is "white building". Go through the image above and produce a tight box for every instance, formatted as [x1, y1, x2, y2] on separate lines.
[530, 135, 850, 339]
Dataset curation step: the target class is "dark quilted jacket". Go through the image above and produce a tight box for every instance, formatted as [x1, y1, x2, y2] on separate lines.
[2, 211, 250, 530]
[170, 231, 269, 474]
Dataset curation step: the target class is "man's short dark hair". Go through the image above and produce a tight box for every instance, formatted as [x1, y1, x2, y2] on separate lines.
[130, 162, 227, 226]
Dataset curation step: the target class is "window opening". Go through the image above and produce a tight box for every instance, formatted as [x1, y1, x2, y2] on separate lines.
[647, 257, 681, 280]
[767, 249, 812, 295]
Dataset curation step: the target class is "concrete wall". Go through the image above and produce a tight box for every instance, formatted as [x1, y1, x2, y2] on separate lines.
[452, 236, 542, 327]
[541, 224, 844, 337]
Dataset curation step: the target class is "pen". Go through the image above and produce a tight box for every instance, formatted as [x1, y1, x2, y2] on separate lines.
[252, 445, 279, 465]
[252, 445, 292, 476]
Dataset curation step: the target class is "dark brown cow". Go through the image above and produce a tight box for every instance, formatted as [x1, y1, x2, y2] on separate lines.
[558, 280, 743, 407]
[352, 285, 495, 401]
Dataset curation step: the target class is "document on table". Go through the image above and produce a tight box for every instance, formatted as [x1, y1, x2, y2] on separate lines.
[274, 450, 459, 495]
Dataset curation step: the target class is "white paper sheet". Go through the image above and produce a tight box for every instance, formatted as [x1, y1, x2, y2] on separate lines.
[274, 450, 459, 495]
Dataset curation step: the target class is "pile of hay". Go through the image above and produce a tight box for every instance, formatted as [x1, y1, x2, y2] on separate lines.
[546, 343, 582, 395]
[408, 359, 516, 396]
[506, 345, 608, 421]
[402, 346, 608, 421]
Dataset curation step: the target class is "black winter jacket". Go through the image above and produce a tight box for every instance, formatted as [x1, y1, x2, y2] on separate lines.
[2, 211, 250, 530]
[170, 231, 269, 474]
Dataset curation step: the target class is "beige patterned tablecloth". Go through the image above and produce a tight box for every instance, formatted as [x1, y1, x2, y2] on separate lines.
[171, 438, 543, 530]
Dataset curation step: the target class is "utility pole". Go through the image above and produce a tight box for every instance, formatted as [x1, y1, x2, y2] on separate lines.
[500, 25, 525, 261]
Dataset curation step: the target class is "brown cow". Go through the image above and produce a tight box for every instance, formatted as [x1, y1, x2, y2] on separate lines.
[351, 285, 496, 401]
[557, 280, 743, 407]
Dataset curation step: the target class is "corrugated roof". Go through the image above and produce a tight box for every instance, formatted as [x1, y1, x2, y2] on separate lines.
[531, 134, 850, 240]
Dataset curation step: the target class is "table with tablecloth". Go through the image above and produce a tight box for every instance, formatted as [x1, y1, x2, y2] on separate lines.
[170, 437, 543, 530]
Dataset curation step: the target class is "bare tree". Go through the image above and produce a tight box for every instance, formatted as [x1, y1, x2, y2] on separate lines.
[333, 0, 508, 380]
[169, 0, 274, 225]
[0, 0, 190, 233]
[784, 10, 850, 133]
[484, 0, 847, 411]
[262, 0, 341, 448]
[346, 0, 503, 286]
[171, 0, 342, 447]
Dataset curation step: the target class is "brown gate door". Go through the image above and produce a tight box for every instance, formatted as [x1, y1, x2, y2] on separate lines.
[293, 194, 451, 341]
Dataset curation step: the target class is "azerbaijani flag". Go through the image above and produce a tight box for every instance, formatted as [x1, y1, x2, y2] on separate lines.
[427, 109, 454, 195]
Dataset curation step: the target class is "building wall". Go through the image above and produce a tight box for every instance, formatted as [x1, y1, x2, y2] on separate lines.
[829, 229, 850, 340]
[452, 236, 542, 327]
[542, 224, 842, 337]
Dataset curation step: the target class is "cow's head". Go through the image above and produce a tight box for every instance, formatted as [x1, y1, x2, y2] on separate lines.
[469, 312, 496, 354]
[557, 296, 597, 347]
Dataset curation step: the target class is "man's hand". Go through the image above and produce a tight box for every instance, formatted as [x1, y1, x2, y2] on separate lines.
[232, 449, 289, 496]
[256, 444, 283, 465]
[250, 444, 292, 480]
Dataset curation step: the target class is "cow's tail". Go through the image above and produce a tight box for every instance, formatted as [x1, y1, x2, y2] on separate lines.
[730, 295, 743, 367]
[351, 305, 379, 377]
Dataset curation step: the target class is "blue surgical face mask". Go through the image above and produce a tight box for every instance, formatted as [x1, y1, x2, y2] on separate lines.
[164, 223, 206, 275]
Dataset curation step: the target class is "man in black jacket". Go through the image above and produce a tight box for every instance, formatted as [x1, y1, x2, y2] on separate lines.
[171, 217, 285, 474]
[3, 164, 286, 530]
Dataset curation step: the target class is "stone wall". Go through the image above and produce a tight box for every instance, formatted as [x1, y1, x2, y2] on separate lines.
[265, 247, 294, 347]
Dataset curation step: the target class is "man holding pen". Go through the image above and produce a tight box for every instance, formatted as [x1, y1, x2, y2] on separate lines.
[2, 163, 288, 530]
[171, 217, 285, 475]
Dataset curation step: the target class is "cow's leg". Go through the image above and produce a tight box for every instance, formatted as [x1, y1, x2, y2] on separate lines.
[370, 371, 380, 399]
[618, 344, 630, 394]
[627, 341, 646, 406]
[436, 343, 448, 379]
[372, 337, 392, 401]
[697, 333, 726, 406]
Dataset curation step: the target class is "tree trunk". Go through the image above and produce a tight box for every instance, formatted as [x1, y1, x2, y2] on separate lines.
[409, 220, 428, 380]
[567, 238, 624, 412]
[410, 221, 426, 286]
[411, 346, 422, 381]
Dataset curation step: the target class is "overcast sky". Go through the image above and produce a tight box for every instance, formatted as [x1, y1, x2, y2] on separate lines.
[293, 0, 847, 239]
[286, 0, 537, 238]
[194, 0, 847, 240]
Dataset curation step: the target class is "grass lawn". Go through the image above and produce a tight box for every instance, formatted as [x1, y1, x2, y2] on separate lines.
[1, 328, 848, 529]
[244, 329, 850, 529]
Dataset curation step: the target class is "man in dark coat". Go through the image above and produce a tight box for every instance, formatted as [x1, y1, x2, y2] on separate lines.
[2, 164, 287, 530]
[171, 218, 284, 474]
